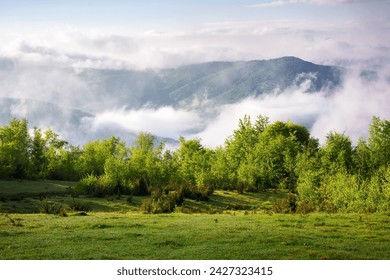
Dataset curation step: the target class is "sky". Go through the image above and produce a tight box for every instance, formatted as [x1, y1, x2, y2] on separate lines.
[0, 0, 389, 68]
[1, 0, 390, 146]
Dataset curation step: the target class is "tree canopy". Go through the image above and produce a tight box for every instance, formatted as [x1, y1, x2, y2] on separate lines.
[1, 115, 390, 213]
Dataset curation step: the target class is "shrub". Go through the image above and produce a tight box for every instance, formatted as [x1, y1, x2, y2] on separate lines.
[140, 189, 183, 214]
[296, 200, 316, 214]
[140, 197, 174, 214]
[132, 177, 150, 196]
[182, 185, 210, 201]
[69, 198, 91, 212]
[318, 172, 364, 213]
[272, 193, 298, 214]
[40, 199, 67, 216]
[75, 173, 127, 197]
[296, 170, 321, 206]
[75, 174, 100, 196]
[169, 189, 184, 206]
[365, 167, 390, 213]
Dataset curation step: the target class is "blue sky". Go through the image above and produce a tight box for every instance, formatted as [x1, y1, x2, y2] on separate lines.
[0, 0, 377, 29]
[0, 0, 388, 68]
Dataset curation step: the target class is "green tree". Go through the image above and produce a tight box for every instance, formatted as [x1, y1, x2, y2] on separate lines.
[53, 145, 83, 181]
[174, 137, 213, 198]
[368, 116, 390, 168]
[224, 115, 265, 191]
[44, 129, 73, 180]
[0, 118, 30, 179]
[253, 132, 300, 191]
[352, 138, 373, 179]
[29, 127, 47, 179]
[320, 131, 353, 174]
[128, 132, 164, 192]
[209, 146, 232, 190]
[366, 166, 390, 212]
[79, 136, 127, 176]
[261, 120, 310, 150]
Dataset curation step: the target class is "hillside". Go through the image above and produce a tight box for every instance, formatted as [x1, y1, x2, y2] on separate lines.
[0, 57, 343, 144]
[78, 56, 342, 110]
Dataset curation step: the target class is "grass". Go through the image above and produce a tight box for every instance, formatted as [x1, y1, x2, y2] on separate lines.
[1, 180, 390, 260]
[0, 180, 279, 214]
[0, 180, 75, 195]
[1, 212, 389, 260]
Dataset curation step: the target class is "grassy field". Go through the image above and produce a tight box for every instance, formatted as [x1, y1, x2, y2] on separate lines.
[1, 180, 390, 260]
[0, 180, 281, 214]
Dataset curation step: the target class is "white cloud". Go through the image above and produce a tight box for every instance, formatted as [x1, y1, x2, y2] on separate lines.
[193, 65, 390, 147]
[91, 107, 205, 140]
[2, 49, 390, 148]
[249, 0, 288, 8]
[249, 0, 381, 8]
[311, 66, 390, 142]
[0, 59, 94, 110]
[193, 84, 327, 147]
[0, 11, 388, 70]
[0, 3, 389, 148]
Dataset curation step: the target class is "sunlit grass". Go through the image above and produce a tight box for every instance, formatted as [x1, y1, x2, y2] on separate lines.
[1, 180, 389, 260]
[1, 212, 389, 260]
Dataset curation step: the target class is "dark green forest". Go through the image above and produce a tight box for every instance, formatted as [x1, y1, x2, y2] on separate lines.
[1, 116, 389, 213]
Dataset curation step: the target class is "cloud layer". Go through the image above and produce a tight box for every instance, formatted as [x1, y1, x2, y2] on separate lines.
[187, 65, 389, 146]
[0, 5, 388, 70]
[77, 65, 390, 148]
[1, 42, 390, 148]
[1, 1, 389, 147]
[90, 107, 205, 139]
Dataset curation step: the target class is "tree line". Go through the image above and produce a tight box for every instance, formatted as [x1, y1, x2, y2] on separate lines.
[0, 116, 389, 213]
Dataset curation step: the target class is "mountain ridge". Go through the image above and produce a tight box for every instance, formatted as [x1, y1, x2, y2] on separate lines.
[77, 56, 343, 111]
[1, 56, 344, 145]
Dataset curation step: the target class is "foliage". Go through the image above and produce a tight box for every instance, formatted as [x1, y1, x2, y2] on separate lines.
[39, 199, 67, 216]
[0, 118, 30, 179]
[272, 193, 298, 214]
[173, 137, 214, 197]
[140, 189, 184, 214]
[132, 177, 150, 196]
[1, 115, 390, 213]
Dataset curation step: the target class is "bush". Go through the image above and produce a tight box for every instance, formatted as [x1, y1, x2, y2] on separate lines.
[140, 189, 183, 214]
[272, 193, 298, 214]
[40, 199, 67, 216]
[318, 173, 363, 213]
[140, 197, 174, 214]
[75, 173, 132, 197]
[69, 198, 91, 212]
[75, 174, 101, 196]
[132, 177, 150, 196]
[296, 200, 316, 214]
[365, 167, 390, 213]
[182, 185, 211, 201]
[296, 170, 321, 206]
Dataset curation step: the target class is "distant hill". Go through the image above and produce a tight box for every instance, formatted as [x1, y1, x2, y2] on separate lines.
[0, 57, 343, 145]
[78, 56, 342, 111]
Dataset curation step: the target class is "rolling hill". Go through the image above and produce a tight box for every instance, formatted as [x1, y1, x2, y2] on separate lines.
[0, 56, 343, 145]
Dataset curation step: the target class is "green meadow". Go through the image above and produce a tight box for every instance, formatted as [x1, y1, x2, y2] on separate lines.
[1, 180, 389, 260]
